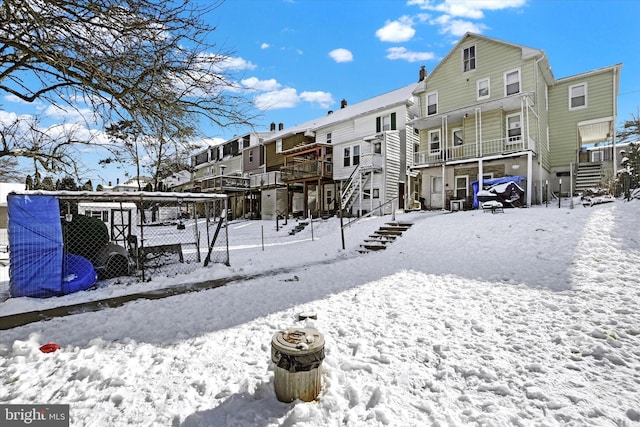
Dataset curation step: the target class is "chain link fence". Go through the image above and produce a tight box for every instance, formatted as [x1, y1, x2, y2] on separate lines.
[0, 191, 228, 301]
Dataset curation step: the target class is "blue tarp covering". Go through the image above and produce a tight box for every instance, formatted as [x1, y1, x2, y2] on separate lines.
[471, 176, 526, 209]
[8, 194, 64, 297]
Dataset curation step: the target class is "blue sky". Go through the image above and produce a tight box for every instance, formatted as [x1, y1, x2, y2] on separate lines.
[1, 0, 639, 185]
[208, 0, 639, 138]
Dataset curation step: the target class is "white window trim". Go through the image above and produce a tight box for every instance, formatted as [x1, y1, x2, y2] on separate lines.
[276, 139, 282, 153]
[452, 128, 463, 146]
[504, 68, 521, 97]
[428, 129, 441, 151]
[506, 113, 522, 143]
[544, 84, 549, 111]
[477, 77, 490, 101]
[426, 91, 438, 116]
[455, 175, 469, 199]
[462, 44, 476, 72]
[569, 82, 588, 110]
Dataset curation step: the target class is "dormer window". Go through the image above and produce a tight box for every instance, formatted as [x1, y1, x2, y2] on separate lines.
[463, 45, 476, 72]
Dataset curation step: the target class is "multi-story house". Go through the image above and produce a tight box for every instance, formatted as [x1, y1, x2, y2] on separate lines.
[189, 130, 275, 219]
[261, 82, 421, 219]
[411, 32, 621, 209]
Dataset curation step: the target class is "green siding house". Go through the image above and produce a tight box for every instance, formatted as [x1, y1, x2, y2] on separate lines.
[411, 32, 621, 209]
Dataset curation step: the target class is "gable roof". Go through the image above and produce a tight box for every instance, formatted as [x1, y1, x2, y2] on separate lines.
[263, 82, 419, 143]
[415, 32, 548, 92]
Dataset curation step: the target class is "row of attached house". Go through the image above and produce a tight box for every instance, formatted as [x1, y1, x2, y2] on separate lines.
[177, 33, 623, 219]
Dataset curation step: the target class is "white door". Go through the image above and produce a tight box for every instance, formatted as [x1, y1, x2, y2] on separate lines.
[430, 176, 443, 209]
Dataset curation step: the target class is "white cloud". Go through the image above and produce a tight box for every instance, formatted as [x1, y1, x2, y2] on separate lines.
[375, 16, 416, 42]
[433, 15, 486, 36]
[254, 88, 299, 111]
[408, 0, 526, 19]
[300, 91, 334, 109]
[328, 48, 353, 63]
[215, 55, 257, 71]
[43, 104, 94, 123]
[260, 42, 270, 49]
[241, 77, 282, 92]
[385, 47, 436, 62]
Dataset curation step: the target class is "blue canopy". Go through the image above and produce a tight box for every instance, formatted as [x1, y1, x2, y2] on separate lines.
[8, 194, 64, 298]
[471, 176, 526, 209]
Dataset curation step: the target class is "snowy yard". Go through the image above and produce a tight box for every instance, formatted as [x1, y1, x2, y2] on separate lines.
[0, 199, 639, 426]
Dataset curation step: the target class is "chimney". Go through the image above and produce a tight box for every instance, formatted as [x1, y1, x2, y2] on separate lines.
[327, 110, 333, 115]
[341, 99, 347, 109]
[419, 65, 427, 82]
[116, 178, 120, 185]
[270, 122, 276, 131]
[278, 123, 284, 131]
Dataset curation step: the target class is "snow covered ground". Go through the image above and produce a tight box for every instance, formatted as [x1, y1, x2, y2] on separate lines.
[1, 198, 639, 426]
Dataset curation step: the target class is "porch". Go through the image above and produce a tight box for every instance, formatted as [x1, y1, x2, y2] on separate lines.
[414, 135, 534, 166]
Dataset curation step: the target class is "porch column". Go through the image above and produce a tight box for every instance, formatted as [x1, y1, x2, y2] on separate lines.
[527, 151, 533, 207]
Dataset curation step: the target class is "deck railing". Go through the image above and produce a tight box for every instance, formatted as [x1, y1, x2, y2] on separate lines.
[414, 136, 532, 165]
[281, 159, 332, 181]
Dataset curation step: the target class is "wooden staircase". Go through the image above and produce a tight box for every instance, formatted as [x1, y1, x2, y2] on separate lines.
[575, 163, 603, 193]
[359, 221, 413, 253]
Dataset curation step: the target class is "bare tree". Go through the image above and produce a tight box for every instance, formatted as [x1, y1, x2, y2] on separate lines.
[1, 0, 257, 173]
[0, 113, 96, 178]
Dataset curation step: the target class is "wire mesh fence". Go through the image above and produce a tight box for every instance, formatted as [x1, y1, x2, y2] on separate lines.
[0, 191, 228, 301]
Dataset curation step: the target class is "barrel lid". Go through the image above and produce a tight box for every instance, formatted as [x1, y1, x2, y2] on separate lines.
[272, 328, 324, 356]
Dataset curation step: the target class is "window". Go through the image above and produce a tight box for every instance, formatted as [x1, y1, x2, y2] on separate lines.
[463, 45, 476, 72]
[326, 190, 333, 207]
[504, 69, 520, 96]
[248, 149, 254, 163]
[545, 84, 549, 111]
[427, 92, 438, 116]
[373, 142, 382, 154]
[429, 130, 441, 158]
[326, 132, 332, 144]
[455, 176, 468, 199]
[343, 147, 350, 167]
[452, 128, 463, 146]
[353, 145, 360, 166]
[506, 113, 522, 142]
[373, 188, 380, 199]
[477, 77, 490, 100]
[276, 139, 282, 153]
[376, 113, 397, 132]
[569, 83, 587, 109]
[86, 210, 108, 222]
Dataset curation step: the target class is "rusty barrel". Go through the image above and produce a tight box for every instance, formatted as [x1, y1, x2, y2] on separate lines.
[271, 328, 325, 402]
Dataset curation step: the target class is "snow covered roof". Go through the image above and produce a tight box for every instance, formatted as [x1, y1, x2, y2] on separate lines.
[263, 82, 419, 143]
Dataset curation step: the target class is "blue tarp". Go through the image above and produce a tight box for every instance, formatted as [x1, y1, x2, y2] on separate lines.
[8, 194, 64, 297]
[471, 176, 526, 209]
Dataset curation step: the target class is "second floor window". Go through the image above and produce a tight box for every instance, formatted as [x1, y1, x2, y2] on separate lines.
[477, 78, 490, 100]
[507, 114, 522, 142]
[427, 92, 438, 116]
[326, 132, 332, 144]
[569, 83, 587, 109]
[429, 130, 441, 153]
[248, 149, 254, 163]
[376, 113, 397, 132]
[276, 139, 282, 153]
[343, 147, 350, 167]
[505, 69, 520, 96]
[452, 129, 463, 146]
[353, 145, 360, 165]
[463, 45, 476, 72]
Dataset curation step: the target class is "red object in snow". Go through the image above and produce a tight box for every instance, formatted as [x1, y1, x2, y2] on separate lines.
[39, 343, 61, 353]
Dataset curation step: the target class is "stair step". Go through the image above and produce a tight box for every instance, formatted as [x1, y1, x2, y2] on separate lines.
[360, 244, 387, 251]
[369, 234, 397, 240]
